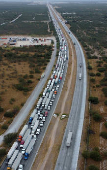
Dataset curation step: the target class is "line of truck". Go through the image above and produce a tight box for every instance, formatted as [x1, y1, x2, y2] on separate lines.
[5, 6, 68, 170]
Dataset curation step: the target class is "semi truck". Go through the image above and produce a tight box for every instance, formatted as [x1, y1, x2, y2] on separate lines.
[31, 114, 38, 128]
[18, 124, 28, 142]
[66, 131, 73, 147]
[21, 135, 32, 154]
[7, 150, 19, 168]
[29, 109, 37, 124]
[24, 138, 35, 160]
[12, 152, 23, 170]
[7, 142, 18, 160]
[31, 120, 39, 136]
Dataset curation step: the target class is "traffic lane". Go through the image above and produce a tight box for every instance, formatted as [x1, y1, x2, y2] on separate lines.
[55, 70, 83, 170]
[21, 57, 69, 170]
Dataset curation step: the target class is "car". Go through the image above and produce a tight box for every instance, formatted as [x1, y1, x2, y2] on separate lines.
[79, 63, 82, 67]
[36, 129, 40, 135]
[40, 122, 43, 127]
[45, 111, 48, 117]
[33, 135, 37, 141]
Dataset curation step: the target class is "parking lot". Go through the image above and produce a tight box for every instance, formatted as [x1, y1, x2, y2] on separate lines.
[0, 36, 52, 47]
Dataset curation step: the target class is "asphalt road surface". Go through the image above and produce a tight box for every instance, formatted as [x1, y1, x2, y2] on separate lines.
[0, 37, 56, 146]
[49, 5, 87, 170]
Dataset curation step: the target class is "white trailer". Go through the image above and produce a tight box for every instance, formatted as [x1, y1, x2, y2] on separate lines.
[22, 135, 32, 150]
[31, 120, 39, 136]
[12, 152, 23, 170]
[43, 88, 47, 97]
[19, 125, 28, 137]
[7, 142, 18, 159]
[30, 109, 37, 118]
[8, 150, 19, 167]
[25, 138, 35, 154]
[31, 114, 38, 128]
[22, 129, 31, 142]
[66, 131, 73, 147]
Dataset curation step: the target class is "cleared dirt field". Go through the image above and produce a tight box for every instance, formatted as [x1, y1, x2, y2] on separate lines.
[0, 42, 53, 135]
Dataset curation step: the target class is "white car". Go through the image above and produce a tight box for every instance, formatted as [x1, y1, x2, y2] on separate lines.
[36, 129, 40, 135]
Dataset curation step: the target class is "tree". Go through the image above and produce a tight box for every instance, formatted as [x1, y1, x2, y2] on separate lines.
[93, 113, 102, 122]
[90, 150, 102, 161]
[0, 148, 6, 157]
[88, 165, 99, 170]
[88, 97, 99, 104]
[4, 133, 17, 145]
[82, 150, 90, 159]
[100, 132, 107, 139]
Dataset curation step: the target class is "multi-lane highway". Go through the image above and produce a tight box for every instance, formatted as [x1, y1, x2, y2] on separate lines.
[1, 3, 87, 170]
[49, 5, 87, 170]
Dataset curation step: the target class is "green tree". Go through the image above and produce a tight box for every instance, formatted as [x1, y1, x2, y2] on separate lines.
[88, 165, 99, 170]
[93, 114, 102, 122]
[4, 133, 17, 145]
[90, 150, 102, 161]
[82, 150, 90, 159]
[88, 97, 99, 104]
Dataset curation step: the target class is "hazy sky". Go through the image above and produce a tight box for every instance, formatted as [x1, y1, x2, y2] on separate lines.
[0, 0, 107, 1]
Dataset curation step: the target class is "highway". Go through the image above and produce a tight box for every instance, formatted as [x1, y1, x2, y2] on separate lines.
[49, 5, 87, 170]
[0, 37, 56, 146]
[0, 6, 69, 170]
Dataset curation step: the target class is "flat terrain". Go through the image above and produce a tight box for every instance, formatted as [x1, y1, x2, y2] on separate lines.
[0, 2, 55, 36]
[54, 2, 107, 170]
[0, 42, 53, 135]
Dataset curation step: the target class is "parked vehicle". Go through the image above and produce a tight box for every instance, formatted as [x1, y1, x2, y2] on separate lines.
[7, 142, 18, 160]
[12, 152, 23, 170]
[21, 135, 32, 154]
[18, 125, 28, 142]
[24, 138, 35, 160]
[7, 150, 19, 168]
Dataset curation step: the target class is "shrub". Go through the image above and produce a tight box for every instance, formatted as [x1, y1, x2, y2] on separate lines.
[27, 80, 33, 84]
[4, 133, 17, 145]
[96, 72, 101, 76]
[4, 111, 14, 118]
[93, 113, 102, 122]
[90, 150, 102, 161]
[35, 68, 41, 73]
[29, 71, 34, 74]
[88, 65, 92, 70]
[104, 122, 107, 128]
[90, 73, 95, 77]
[102, 88, 107, 97]
[0, 106, 4, 112]
[90, 78, 95, 83]
[82, 150, 90, 159]
[88, 97, 99, 104]
[0, 148, 6, 157]
[29, 75, 34, 78]
[88, 165, 99, 170]
[98, 67, 106, 72]
[100, 131, 107, 139]
[1, 124, 8, 130]
[104, 100, 107, 106]
[23, 74, 28, 79]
